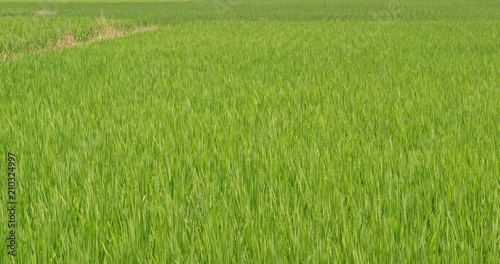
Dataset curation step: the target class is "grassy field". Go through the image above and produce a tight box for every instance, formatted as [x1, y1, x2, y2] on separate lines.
[1, 0, 499, 262]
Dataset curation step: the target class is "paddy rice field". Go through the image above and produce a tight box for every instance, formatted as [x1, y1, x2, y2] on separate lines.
[0, 0, 499, 262]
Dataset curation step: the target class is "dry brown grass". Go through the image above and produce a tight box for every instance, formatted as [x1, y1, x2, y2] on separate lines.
[56, 34, 78, 48]
[0, 12, 159, 61]
[131, 25, 160, 34]
[2, 23, 159, 61]
[91, 25, 159, 42]
[35, 9, 57, 16]
[92, 27, 127, 41]
[54, 25, 159, 48]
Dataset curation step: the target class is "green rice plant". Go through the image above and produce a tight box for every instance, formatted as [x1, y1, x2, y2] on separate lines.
[0, 0, 499, 263]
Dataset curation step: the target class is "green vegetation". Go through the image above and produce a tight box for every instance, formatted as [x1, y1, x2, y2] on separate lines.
[0, 16, 140, 59]
[1, 0, 499, 262]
